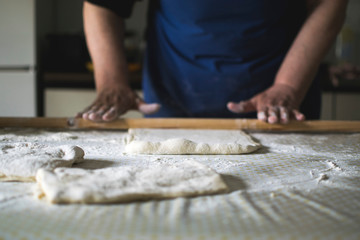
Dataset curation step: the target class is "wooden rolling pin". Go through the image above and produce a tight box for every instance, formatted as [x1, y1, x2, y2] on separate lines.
[0, 117, 360, 132]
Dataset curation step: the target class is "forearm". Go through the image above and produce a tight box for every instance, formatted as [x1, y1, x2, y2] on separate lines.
[83, 1, 130, 91]
[275, 0, 347, 100]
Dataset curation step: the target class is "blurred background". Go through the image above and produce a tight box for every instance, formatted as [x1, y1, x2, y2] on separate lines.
[0, 0, 359, 119]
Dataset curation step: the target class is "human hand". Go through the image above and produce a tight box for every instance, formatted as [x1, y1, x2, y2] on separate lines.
[227, 83, 305, 124]
[77, 86, 160, 122]
[329, 63, 360, 87]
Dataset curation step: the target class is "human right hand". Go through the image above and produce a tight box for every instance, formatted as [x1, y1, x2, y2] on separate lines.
[227, 83, 305, 124]
[76, 86, 160, 122]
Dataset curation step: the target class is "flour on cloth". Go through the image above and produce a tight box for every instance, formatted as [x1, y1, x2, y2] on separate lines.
[36, 160, 229, 204]
[0, 143, 84, 182]
[125, 128, 261, 155]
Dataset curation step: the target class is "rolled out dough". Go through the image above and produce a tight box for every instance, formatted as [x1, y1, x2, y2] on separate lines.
[36, 161, 229, 204]
[0, 143, 84, 182]
[125, 129, 261, 155]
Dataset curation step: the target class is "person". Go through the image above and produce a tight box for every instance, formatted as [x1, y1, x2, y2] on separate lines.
[78, 0, 348, 124]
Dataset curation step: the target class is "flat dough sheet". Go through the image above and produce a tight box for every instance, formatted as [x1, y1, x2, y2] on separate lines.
[0, 143, 84, 182]
[125, 129, 261, 155]
[36, 160, 229, 204]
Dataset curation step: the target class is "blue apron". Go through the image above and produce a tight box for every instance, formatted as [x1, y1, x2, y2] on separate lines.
[142, 0, 321, 118]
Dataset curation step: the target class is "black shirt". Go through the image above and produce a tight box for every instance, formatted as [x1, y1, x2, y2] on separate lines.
[85, 0, 137, 18]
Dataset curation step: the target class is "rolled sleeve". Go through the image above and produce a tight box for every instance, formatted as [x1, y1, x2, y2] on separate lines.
[85, 0, 137, 18]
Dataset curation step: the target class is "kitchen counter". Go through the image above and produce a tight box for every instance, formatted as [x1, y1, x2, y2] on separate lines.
[0, 126, 359, 239]
[42, 71, 142, 89]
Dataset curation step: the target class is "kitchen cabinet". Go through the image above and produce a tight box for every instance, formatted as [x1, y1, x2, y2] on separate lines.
[0, 71, 36, 117]
[321, 92, 360, 120]
[0, 0, 36, 117]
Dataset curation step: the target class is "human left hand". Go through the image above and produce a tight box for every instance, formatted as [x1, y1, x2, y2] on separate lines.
[227, 83, 305, 124]
[76, 86, 160, 122]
